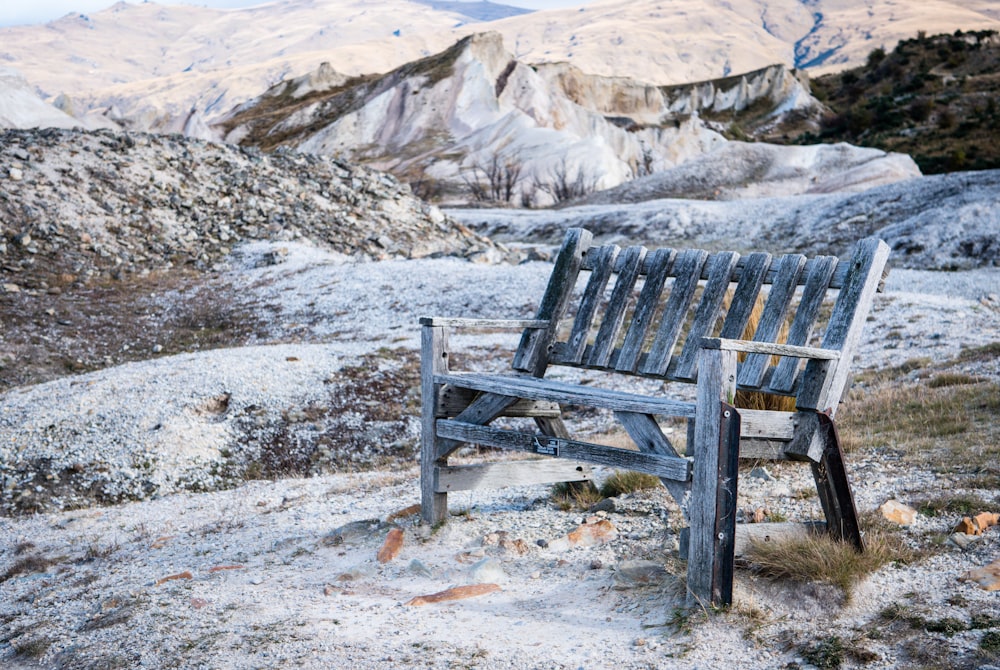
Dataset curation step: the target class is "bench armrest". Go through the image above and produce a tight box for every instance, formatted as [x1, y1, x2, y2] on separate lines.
[419, 317, 550, 330]
[701, 337, 840, 360]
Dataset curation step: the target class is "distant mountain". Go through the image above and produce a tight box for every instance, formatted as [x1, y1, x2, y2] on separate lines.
[411, 0, 532, 22]
[790, 30, 1000, 174]
[2, 0, 998, 137]
[218, 33, 874, 205]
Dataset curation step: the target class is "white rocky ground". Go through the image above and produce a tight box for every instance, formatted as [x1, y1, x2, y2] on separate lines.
[1, 238, 999, 669]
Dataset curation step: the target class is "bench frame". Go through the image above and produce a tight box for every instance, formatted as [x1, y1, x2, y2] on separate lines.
[420, 228, 889, 606]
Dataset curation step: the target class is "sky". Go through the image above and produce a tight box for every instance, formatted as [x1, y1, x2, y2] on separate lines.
[0, 0, 594, 27]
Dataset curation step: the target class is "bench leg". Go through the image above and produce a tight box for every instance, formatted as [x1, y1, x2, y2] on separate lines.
[687, 347, 739, 608]
[421, 325, 449, 525]
[811, 412, 864, 551]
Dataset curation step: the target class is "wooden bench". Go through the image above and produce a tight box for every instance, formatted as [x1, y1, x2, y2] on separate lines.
[420, 228, 889, 607]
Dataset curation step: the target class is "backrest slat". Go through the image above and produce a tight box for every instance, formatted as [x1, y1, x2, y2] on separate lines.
[736, 253, 807, 389]
[769, 255, 839, 393]
[588, 245, 647, 367]
[672, 251, 741, 380]
[615, 247, 676, 373]
[797, 238, 891, 412]
[563, 244, 620, 364]
[639, 249, 710, 376]
[513, 228, 593, 375]
[718, 252, 772, 340]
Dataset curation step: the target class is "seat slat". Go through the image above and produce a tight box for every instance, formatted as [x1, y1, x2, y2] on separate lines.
[673, 251, 741, 380]
[736, 253, 806, 389]
[564, 244, 620, 364]
[639, 249, 710, 376]
[615, 247, 676, 373]
[770, 255, 839, 393]
[588, 245, 647, 367]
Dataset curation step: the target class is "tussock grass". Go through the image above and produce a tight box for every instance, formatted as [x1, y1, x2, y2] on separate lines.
[550, 481, 603, 511]
[744, 518, 920, 602]
[599, 470, 661, 498]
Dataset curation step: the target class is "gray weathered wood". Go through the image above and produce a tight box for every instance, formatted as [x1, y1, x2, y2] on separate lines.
[783, 411, 825, 462]
[420, 317, 550, 329]
[702, 338, 840, 360]
[640, 249, 709, 376]
[616, 247, 676, 373]
[673, 251, 741, 381]
[438, 385, 562, 418]
[614, 411, 692, 510]
[737, 254, 807, 389]
[435, 372, 697, 417]
[514, 228, 592, 375]
[719, 252, 772, 340]
[588, 245, 647, 367]
[436, 420, 693, 481]
[679, 521, 827, 558]
[435, 459, 592, 492]
[435, 391, 520, 459]
[565, 244, 620, 363]
[770, 255, 839, 393]
[797, 238, 891, 413]
[421, 325, 449, 525]
[686, 346, 738, 607]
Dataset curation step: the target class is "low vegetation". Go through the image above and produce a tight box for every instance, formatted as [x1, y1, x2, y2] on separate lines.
[794, 30, 1000, 174]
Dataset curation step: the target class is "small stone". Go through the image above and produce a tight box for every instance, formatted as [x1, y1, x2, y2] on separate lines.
[405, 583, 500, 606]
[589, 559, 603, 570]
[751, 507, 769, 524]
[955, 517, 980, 535]
[948, 532, 977, 551]
[386, 503, 421, 523]
[190, 598, 210, 609]
[959, 558, 1000, 591]
[469, 557, 505, 584]
[879, 500, 917, 526]
[156, 571, 193, 586]
[8, 167, 23, 181]
[547, 519, 618, 551]
[2, 283, 21, 293]
[377, 528, 404, 563]
[408, 559, 432, 578]
[152, 344, 163, 353]
[634, 638, 646, 647]
[974, 512, 1000, 531]
[613, 559, 669, 589]
[587, 498, 616, 514]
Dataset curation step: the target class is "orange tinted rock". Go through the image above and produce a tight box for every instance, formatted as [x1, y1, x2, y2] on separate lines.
[959, 559, 1000, 591]
[405, 583, 501, 606]
[156, 571, 193, 585]
[387, 504, 421, 523]
[750, 508, 769, 524]
[377, 528, 404, 563]
[207, 565, 245, 573]
[150, 535, 175, 549]
[955, 517, 980, 535]
[879, 500, 917, 526]
[974, 512, 1000, 531]
[548, 519, 618, 550]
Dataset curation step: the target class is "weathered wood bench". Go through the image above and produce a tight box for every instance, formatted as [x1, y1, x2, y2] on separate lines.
[420, 228, 889, 607]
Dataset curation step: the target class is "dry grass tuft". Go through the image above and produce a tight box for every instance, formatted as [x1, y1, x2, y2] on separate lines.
[599, 470, 661, 498]
[550, 481, 603, 511]
[744, 519, 920, 602]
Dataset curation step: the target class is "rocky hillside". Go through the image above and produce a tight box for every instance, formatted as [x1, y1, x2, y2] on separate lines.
[219, 33, 838, 205]
[3, 0, 998, 141]
[795, 30, 1000, 174]
[0, 127, 498, 291]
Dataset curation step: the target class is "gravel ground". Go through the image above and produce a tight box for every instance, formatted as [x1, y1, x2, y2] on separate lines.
[1, 240, 999, 668]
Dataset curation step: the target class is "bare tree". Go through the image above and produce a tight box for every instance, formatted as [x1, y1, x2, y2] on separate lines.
[462, 154, 524, 203]
[534, 158, 599, 204]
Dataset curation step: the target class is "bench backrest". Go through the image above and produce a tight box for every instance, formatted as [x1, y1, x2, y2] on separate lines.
[513, 228, 889, 412]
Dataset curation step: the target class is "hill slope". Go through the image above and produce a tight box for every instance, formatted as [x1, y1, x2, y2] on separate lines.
[796, 30, 1000, 174]
[2, 0, 998, 136]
